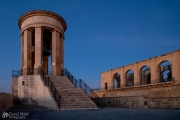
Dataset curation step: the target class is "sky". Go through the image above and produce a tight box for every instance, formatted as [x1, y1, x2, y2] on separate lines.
[0, 0, 180, 93]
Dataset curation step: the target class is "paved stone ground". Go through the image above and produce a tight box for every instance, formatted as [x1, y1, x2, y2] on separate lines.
[1, 105, 180, 120]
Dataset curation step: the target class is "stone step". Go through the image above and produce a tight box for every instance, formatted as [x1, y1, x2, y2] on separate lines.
[49, 76, 75, 88]
[60, 104, 96, 107]
[60, 104, 97, 107]
[49, 75, 98, 110]
[60, 107, 98, 110]
[60, 102, 96, 105]
[60, 106, 97, 109]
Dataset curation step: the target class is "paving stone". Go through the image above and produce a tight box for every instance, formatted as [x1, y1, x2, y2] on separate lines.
[2, 105, 180, 120]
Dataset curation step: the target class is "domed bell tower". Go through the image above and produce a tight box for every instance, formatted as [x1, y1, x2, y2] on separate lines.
[18, 10, 67, 76]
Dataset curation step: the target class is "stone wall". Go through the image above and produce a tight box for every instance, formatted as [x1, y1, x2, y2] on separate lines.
[18, 75, 37, 104]
[95, 83, 180, 109]
[16, 75, 59, 110]
[0, 93, 14, 116]
[12, 77, 18, 103]
[98, 96, 180, 109]
[148, 97, 180, 109]
[95, 82, 180, 98]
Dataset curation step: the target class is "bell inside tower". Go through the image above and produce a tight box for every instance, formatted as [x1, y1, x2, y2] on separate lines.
[30, 29, 52, 74]
[42, 29, 52, 75]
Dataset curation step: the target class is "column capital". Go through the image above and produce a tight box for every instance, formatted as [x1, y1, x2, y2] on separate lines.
[51, 29, 61, 33]
[35, 26, 44, 31]
[27, 28, 34, 32]
[21, 27, 34, 35]
[41, 26, 45, 31]
[52, 29, 65, 34]
[51, 29, 66, 40]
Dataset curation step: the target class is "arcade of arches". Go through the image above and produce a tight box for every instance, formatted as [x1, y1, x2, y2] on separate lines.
[101, 50, 180, 90]
[96, 51, 180, 109]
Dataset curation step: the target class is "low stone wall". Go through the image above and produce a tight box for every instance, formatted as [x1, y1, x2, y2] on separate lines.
[0, 93, 14, 115]
[95, 82, 178, 98]
[12, 77, 19, 104]
[97, 96, 145, 108]
[95, 83, 180, 109]
[148, 97, 180, 109]
[97, 96, 180, 109]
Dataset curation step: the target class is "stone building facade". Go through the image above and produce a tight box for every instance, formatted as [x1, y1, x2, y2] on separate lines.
[95, 50, 180, 109]
[100, 50, 180, 90]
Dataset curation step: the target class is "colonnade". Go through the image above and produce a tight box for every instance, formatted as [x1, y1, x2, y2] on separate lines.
[18, 10, 67, 76]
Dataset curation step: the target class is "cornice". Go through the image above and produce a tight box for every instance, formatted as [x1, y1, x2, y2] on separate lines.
[18, 10, 67, 31]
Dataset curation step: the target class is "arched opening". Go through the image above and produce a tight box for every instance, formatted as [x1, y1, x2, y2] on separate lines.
[42, 29, 52, 75]
[140, 66, 151, 85]
[158, 60, 172, 82]
[105, 83, 108, 90]
[113, 73, 120, 89]
[23, 28, 52, 75]
[126, 70, 134, 87]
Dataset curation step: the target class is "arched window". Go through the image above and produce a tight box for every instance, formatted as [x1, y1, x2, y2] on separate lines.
[126, 70, 134, 87]
[140, 66, 151, 85]
[113, 73, 120, 89]
[159, 61, 172, 82]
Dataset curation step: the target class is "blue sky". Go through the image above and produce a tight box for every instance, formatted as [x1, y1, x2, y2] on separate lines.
[0, 0, 180, 93]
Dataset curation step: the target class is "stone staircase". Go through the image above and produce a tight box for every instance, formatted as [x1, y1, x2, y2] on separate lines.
[49, 76, 98, 110]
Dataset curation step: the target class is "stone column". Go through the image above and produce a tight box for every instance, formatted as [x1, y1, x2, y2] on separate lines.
[21, 32, 24, 69]
[42, 56, 48, 75]
[59, 33, 64, 75]
[150, 58, 156, 84]
[178, 51, 180, 82]
[134, 63, 138, 86]
[121, 67, 125, 88]
[51, 30, 60, 76]
[110, 70, 113, 88]
[172, 52, 179, 82]
[34, 27, 42, 68]
[23, 29, 32, 69]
